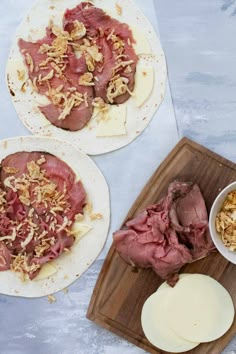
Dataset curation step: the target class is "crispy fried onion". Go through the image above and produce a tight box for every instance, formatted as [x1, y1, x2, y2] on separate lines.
[38, 21, 86, 58]
[216, 190, 236, 251]
[45, 83, 85, 120]
[107, 74, 133, 103]
[79, 72, 94, 86]
[92, 97, 108, 112]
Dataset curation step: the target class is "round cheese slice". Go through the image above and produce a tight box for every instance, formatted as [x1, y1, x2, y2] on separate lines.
[158, 273, 190, 291]
[165, 274, 235, 343]
[141, 288, 200, 352]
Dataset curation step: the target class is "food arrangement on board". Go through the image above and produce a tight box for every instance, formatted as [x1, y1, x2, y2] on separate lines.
[2, 1, 236, 353]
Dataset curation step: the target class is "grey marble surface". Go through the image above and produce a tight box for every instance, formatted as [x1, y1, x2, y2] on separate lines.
[0, 0, 236, 353]
[156, 0, 236, 164]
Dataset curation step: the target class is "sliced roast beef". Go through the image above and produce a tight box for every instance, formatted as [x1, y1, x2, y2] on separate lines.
[39, 98, 93, 131]
[0, 152, 87, 279]
[30, 232, 74, 265]
[1, 151, 75, 191]
[63, 2, 138, 104]
[18, 3, 139, 131]
[0, 242, 11, 271]
[18, 34, 93, 131]
[66, 180, 87, 219]
[113, 181, 215, 285]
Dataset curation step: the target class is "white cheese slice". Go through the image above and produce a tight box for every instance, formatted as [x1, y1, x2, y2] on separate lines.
[96, 104, 127, 137]
[133, 62, 154, 107]
[6, 59, 28, 91]
[130, 26, 152, 55]
[27, 27, 47, 41]
[165, 274, 235, 343]
[91, 106, 100, 119]
[141, 288, 199, 352]
[72, 222, 92, 243]
[34, 262, 57, 281]
[158, 273, 189, 291]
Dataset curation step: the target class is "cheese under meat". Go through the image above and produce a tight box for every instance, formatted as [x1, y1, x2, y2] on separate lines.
[130, 26, 152, 55]
[71, 222, 92, 243]
[132, 62, 154, 107]
[35, 262, 57, 281]
[96, 104, 126, 137]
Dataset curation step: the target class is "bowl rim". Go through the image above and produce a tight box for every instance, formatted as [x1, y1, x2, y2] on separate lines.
[209, 181, 236, 264]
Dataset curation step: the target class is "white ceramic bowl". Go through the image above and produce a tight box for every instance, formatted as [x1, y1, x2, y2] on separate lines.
[209, 181, 236, 264]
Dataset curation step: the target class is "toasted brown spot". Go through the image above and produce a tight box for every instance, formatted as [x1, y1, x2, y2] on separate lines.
[9, 87, 15, 96]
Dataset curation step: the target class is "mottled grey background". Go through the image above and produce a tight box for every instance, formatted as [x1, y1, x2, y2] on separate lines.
[1, 0, 236, 353]
[156, 1, 236, 352]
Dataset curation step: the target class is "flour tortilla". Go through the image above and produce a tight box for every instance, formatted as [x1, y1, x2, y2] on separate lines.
[0, 136, 110, 297]
[6, 0, 167, 155]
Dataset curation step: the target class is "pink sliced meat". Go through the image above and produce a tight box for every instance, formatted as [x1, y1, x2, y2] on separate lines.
[18, 36, 93, 131]
[0, 151, 87, 279]
[63, 2, 138, 104]
[1, 151, 76, 191]
[5, 190, 26, 221]
[30, 232, 74, 265]
[113, 181, 215, 285]
[64, 2, 136, 41]
[67, 180, 87, 220]
[1, 151, 40, 180]
[18, 3, 139, 131]
[0, 242, 11, 271]
[39, 98, 93, 131]
[175, 184, 208, 226]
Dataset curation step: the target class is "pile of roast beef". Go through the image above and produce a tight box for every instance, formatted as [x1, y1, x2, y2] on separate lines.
[113, 181, 215, 285]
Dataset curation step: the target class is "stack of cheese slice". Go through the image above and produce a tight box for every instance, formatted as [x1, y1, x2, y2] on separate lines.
[141, 274, 235, 353]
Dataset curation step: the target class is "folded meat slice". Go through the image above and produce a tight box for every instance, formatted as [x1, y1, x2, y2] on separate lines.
[114, 227, 192, 280]
[169, 184, 214, 260]
[66, 180, 87, 219]
[1, 151, 75, 191]
[30, 232, 74, 265]
[0, 151, 87, 279]
[113, 181, 215, 285]
[18, 34, 93, 131]
[63, 2, 138, 104]
[0, 242, 11, 271]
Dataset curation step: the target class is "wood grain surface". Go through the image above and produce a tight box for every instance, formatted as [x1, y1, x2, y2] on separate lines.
[87, 137, 236, 354]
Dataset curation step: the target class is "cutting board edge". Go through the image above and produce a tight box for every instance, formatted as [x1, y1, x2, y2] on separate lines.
[86, 137, 236, 354]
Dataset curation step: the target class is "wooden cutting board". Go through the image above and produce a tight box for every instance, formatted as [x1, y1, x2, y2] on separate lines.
[87, 137, 236, 354]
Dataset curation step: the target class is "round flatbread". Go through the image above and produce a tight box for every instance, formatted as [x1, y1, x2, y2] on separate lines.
[6, 0, 166, 155]
[0, 136, 110, 297]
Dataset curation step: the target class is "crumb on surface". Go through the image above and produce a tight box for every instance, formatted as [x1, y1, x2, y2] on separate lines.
[48, 294, 56, 303]
[90, 213, 103, 220]
[115, 3, 122, 15]
[84, 202, 93, 214]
